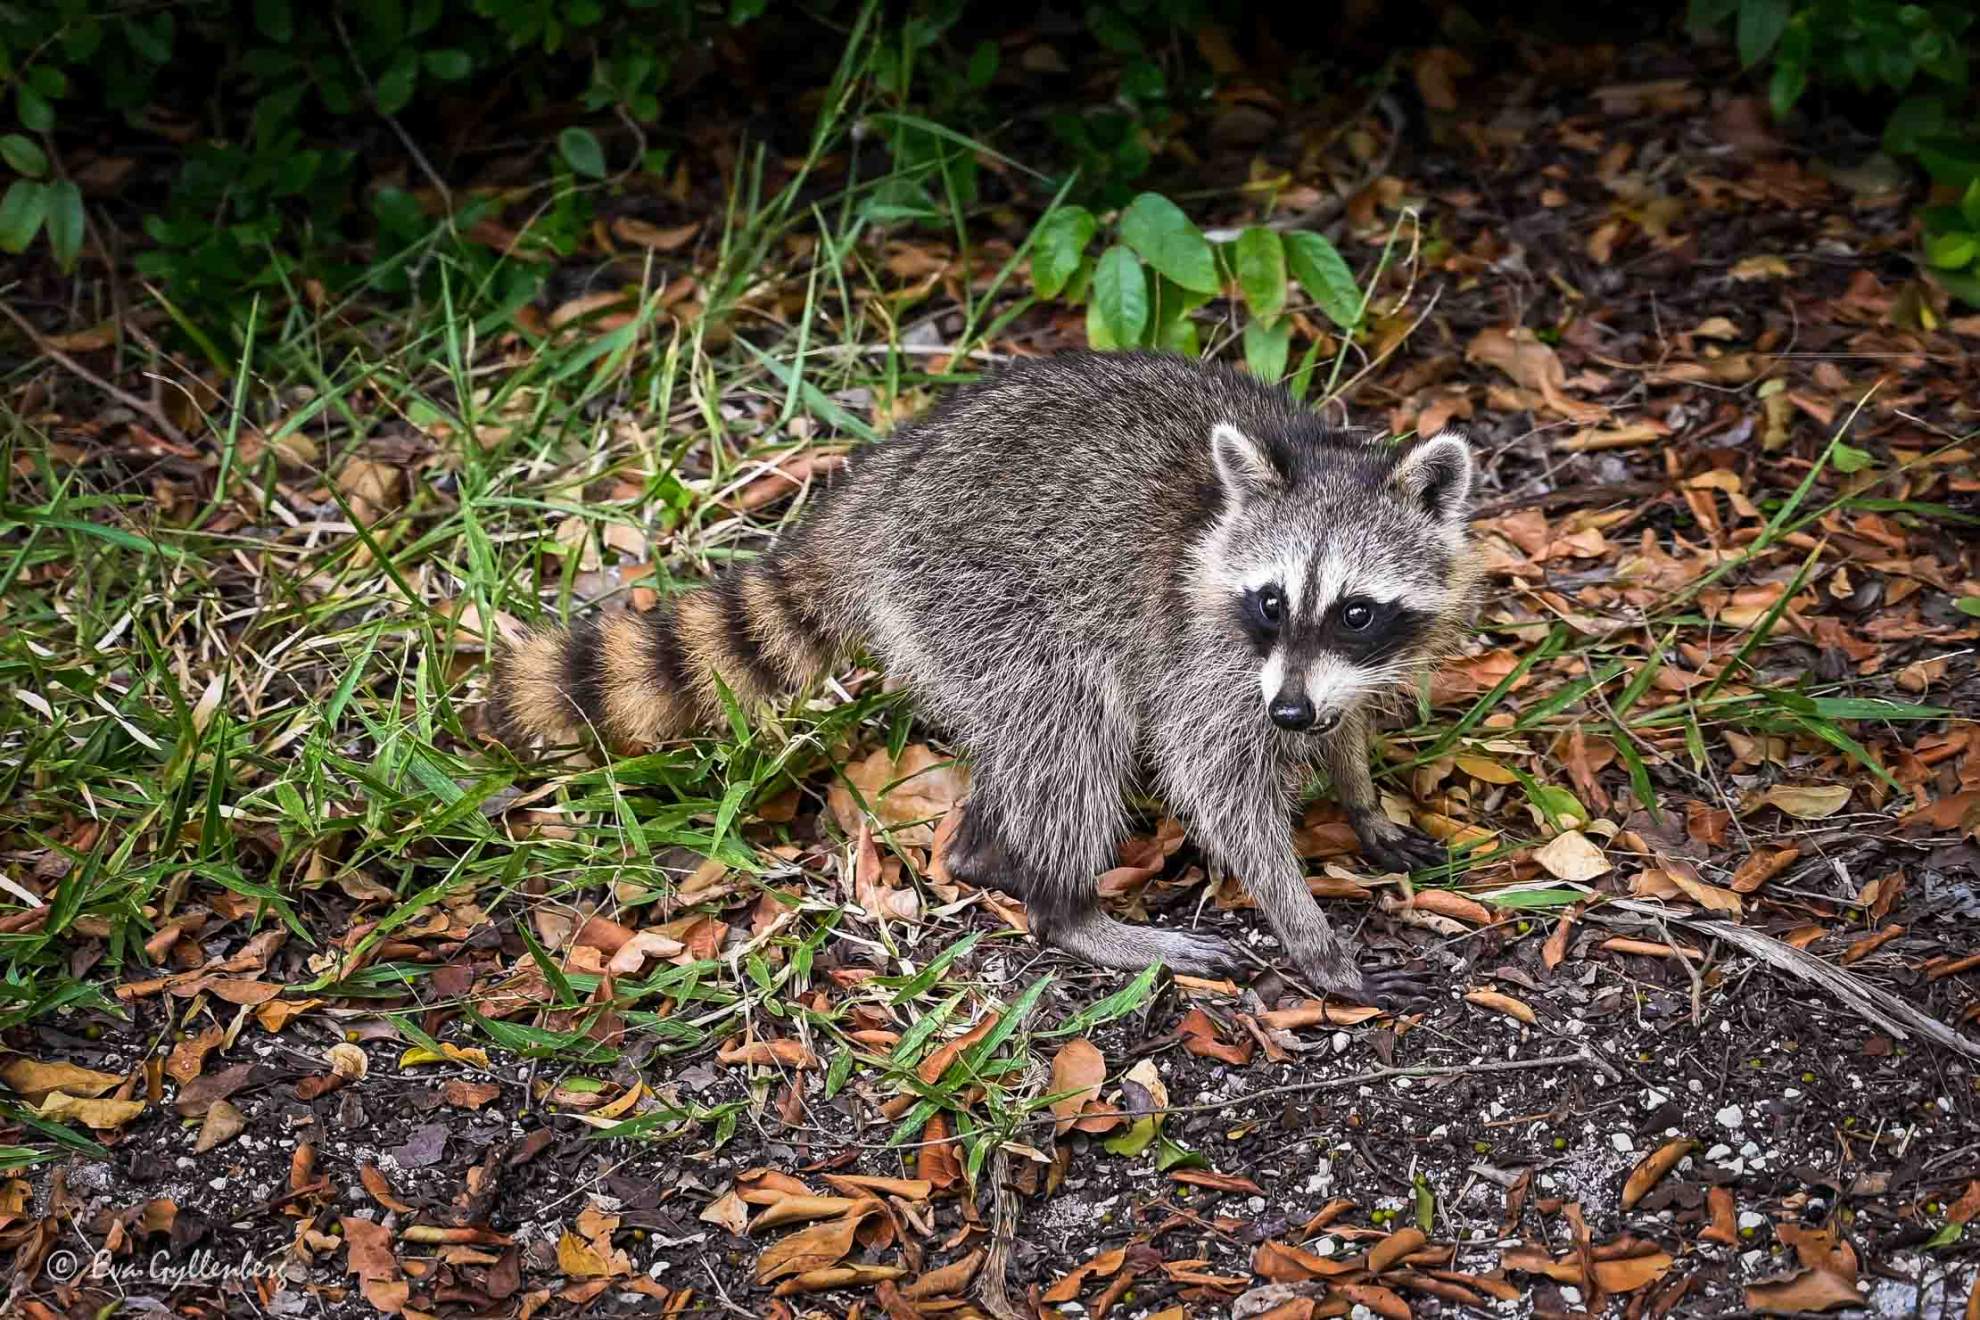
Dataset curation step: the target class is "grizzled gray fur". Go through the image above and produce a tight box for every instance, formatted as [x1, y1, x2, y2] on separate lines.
[494, 350, 1479, 1002]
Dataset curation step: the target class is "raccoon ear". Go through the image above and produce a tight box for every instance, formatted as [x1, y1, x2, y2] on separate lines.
[1390, 429, 1473, 522]
[1210, 421, 1283, 501]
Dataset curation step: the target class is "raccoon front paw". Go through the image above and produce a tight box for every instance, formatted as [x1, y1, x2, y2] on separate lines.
[1146, 927, 1242, 978]
[1350, 810, 1450, 875]
[1293, 945, 1434, 1009]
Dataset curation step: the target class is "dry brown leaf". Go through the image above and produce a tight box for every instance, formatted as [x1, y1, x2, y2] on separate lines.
[1663, 863, 1744, 915]
[610, 218, 700, 251]
[853, 819, 921, 923]
[1253, 1239, 1359, 1282]
[556, 1229, 630, 1279]
[1337, 1281, 1412, 1319]
[1502, 1244, 1583, 1284]
[1946, 1180, 1980, 1225]
[1730, 845, 1800, 893]
[1465, 989, 1537, 1025]
[916, 1012, 999, 1085]
[342, 1214, 400, 1284]
[253, 997, 322, 1033]
[905, 1249, 984, 1298]
[1397, 888, 1494, 925]
[751, 1195, 864, 1232]
[334, 458, 406, 525]
[1532, 829, 1610, 882]
[1, 1057, 124, 1102]
[1255, 999, 1385, 1029]
[1621, 1139, 1694, 1209]
[772, 1263, 908, 1295]
[717, 1038, 816, 1069]
[193, 1098, 246, 1153]
[1543, 908, 1576, 970]
[918, 1112, 962, 1190]
[699, 1189, 749, 1234]
[1591, 1250, 1674, 1293]
[820, 1174, 932, 1201]
[1755, 783, 1852, 819]
[1703, 1187, 1739, 1245]
[756, 1202, 882, 1284]
[828, 744, 969, 848]
[1465, 327, 1604, 420]
[1366, 1226, 1427, 1273]
[165, 1026, 225, 1086]
[442, 1079, 501, 1110]
[1042, 1246, 1129, 1302]
[1600, 936, 1704, 960]
[1745, 1268, 1861, 1314]
[1455, 754, 1521, 785]
[1169, 1168, 1266, 1196]
[360, 1163, 414, 1214]
[35, 1092, 146, 1130]
[1048, 1038, 1107, 1136]
[1178, 1008, 1254, 1066]
[1731, 253, 1792, 281]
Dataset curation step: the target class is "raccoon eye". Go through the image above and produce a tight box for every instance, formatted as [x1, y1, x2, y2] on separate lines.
[1339, 599, 1375, 631]
[1252, 585, 1285, 629]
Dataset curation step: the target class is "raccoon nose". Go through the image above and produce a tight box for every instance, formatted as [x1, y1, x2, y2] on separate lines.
[1268, 695, 1316, 730]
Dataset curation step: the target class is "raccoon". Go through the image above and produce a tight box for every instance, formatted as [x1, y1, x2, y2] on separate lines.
[492, 351, 1478, 1003]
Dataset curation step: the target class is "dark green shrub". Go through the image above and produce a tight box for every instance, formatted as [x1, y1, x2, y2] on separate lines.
[1687, 0, 1980, 301]
[0, 0, 751, 321]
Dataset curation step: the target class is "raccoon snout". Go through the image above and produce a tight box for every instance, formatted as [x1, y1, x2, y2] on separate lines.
[1267, 694, 1342, 734]
[1268, 695, 1329, 732]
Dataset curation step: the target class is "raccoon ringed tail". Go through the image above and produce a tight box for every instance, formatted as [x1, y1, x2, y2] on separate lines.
[489, 556, 841, 747]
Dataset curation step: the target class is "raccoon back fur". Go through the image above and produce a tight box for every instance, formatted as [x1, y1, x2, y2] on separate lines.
[492, 351, 1480, 1002]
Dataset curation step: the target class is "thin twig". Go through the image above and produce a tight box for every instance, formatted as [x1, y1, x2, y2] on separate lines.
[0, 297, 187, 445]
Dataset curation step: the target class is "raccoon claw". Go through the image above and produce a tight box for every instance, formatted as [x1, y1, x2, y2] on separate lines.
[1351, 813, 1452, 875]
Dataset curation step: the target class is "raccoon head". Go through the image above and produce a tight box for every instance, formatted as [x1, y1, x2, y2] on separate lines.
[1191, 419, 1475, 733]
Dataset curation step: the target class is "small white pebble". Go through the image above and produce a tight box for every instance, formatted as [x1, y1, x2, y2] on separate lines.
[1611, 1132, 1634, 1153]
[1706, 1143, 1732, 1161]
[1738, 1210, 1767, 1231]
[1716, 1104, 1745, 1129]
